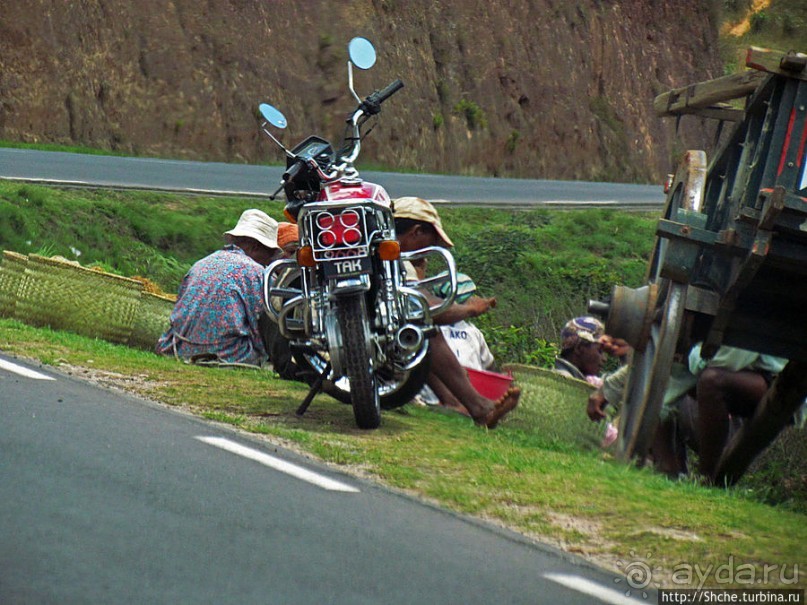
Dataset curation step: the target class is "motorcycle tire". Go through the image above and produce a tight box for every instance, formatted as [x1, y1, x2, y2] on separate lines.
[293, 341, 431, 410]
[336, 293, 381, 429]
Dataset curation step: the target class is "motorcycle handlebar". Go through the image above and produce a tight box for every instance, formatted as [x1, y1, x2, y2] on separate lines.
[360, 79, 404, 116]
[375, 79, 404, 104]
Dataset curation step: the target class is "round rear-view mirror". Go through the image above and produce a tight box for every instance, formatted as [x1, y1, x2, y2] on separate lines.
[259, 103, 287, 129]
[348, 37, 376, 70]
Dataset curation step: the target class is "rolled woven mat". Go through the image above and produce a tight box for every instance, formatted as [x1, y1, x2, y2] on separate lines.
[14, 254, 144, 344]
[0, 251, 29, 318]
[128, 291, 175, 350]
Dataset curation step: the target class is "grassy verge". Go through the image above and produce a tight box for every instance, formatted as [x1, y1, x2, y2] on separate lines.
[1, 318, 804, 589]
[0, 181, 656, 364]
[0, 140, 134, 156]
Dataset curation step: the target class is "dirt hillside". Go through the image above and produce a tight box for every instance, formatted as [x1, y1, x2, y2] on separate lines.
[0, 0, 723, 182]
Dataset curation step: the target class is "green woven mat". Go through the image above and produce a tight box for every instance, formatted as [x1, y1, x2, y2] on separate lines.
[14, 254, 144, 344]
[502, 364, 608, 450]
[128, 291, 174, 350]
[0, 251, 29, 318]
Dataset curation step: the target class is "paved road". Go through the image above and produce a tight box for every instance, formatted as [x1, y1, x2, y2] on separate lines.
[0, 355, 650, 604]
[0, 148, 665, 209]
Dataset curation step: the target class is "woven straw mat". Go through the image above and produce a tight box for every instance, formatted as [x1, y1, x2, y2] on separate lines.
[0, 251, 29, 318]
[14, 254, 144, 343]
[128, 291, 175, 350]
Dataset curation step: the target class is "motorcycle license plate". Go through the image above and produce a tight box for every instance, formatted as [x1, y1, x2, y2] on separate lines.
[321, 255, 372, 278]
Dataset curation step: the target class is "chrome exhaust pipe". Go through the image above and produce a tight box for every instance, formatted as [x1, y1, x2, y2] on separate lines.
[396, 324, 424, 351]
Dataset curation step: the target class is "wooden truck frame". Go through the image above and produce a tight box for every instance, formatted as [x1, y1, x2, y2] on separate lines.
[595, 47, 807, 485]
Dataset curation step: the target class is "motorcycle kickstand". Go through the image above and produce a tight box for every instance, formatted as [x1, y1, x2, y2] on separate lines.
[296, 362, 331, 417]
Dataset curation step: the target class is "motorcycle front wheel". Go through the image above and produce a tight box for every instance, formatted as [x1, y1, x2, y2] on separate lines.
[335, 293, 381, 429]
[294, 348, 431, 410]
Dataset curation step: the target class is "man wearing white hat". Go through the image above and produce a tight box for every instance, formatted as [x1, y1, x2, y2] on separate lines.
[156, 209, 282, 366]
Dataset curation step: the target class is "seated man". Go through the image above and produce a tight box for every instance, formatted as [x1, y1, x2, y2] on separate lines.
[264, 222, 310, 382]
[554, 316, 607, 385]
[433, 273, 497, 373]
[393, 196, 520, 428]
[416, 272, 499, 416]
[587, 343, 787, 480]
[689, 344, 785, 481]
[554, 316, 626, 446]
[156, 209, 282, 367]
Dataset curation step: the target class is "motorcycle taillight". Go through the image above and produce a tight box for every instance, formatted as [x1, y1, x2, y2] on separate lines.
[315, 209, 364, 248]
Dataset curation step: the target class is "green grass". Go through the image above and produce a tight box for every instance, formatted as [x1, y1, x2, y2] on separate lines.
[0, 181, 657, 361]
[0, 317, 804, 588]
[0, 140, 134, 156]
[719, 0, 807, 72]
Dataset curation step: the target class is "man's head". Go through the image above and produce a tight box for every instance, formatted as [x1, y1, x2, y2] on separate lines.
[560, 316, 606, 377]
[393, 197, 454, 251]
[224, 209, 281, 266]
[277, 222, 299, 258]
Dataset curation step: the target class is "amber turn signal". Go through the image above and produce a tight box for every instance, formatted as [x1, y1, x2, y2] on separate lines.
[296, 245, 316, 267]
[377, 240, 400, 261]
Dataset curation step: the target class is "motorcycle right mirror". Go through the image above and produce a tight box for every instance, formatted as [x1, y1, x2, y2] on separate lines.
[259, 103, 288, 129]
[348, 37, 376, 70]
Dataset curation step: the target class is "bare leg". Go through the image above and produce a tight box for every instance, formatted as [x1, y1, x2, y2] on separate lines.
[428, 332, 520, 427]
[426, 374, 471, 416]
[651, 416, 686, 477]
[696, 368, 768, 480]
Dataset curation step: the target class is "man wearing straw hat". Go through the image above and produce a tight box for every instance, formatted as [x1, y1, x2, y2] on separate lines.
[156, 209, 282, 367]
[393, 197, 520, 428]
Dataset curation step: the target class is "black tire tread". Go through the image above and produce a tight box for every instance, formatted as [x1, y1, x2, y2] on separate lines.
[337, 294, 381, 429]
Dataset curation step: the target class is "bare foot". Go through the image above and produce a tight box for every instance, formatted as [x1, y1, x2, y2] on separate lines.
[474, 387, 521, 429]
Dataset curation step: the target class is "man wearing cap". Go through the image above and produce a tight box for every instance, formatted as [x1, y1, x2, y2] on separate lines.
[277, 222, 300, 258]
[554, 316, 608, 382]
[555, 316, 628, 449]
[265, 221, 309, 381]
[433, 273, 496, 373]
[156, 209, 282, 366]
[393, 197, 520, 428]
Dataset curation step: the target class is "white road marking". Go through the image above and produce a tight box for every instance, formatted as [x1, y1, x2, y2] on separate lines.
[0, 359, 55, 380]
[195, 436, 360, 493]
[544, 573, 647, 605]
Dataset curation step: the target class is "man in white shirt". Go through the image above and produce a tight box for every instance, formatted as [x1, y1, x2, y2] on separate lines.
[433, 273, 496, 372]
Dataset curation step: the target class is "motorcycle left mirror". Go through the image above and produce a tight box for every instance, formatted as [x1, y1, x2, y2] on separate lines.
[348, 37, 376, 70]
[259, 103, 287, 129]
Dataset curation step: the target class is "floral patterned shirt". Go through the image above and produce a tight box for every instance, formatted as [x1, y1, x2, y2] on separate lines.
[155, 245, 268, 365]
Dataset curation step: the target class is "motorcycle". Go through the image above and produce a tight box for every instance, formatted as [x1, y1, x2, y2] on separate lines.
[258, 37, 458, 429]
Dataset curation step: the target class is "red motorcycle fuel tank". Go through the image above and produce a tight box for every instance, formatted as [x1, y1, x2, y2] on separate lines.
[319, 180, 391, 206]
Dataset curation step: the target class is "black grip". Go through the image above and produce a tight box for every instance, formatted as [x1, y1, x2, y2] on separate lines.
[375, 79, 404, 104]
[360, 79, 404, 116]
[283, 159, 304, 183]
